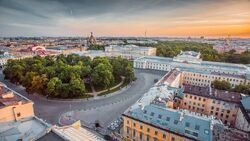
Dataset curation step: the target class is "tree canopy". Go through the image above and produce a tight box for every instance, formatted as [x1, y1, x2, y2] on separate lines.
[212, 80, 231, 91]
[155, 41, 250, 64]
[88, 45, 105, 50]
[212, 80, 250, 95]
[3, 54, 135, 98]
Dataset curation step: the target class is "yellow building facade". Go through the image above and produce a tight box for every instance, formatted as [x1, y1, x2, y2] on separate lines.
[123, 116, 193, 141]
[0, 86, 34, 123]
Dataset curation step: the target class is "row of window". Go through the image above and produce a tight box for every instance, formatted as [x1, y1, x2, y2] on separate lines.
[126, 126, 177, 141]
[185, 94, 206, 102]
[184, 72, 244, 84]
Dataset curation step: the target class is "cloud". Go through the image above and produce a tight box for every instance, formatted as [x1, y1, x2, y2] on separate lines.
[0, 0, 249, 37]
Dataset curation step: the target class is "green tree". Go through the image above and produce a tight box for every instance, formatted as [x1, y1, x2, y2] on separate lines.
[91, 63, 114, 88]
[21, 71, 38, 91]
[88, 45, 105, 50]
[69, 75, 85, 97]
[125, 63, 135, 82]
[233, 84, 250, 95]
[3, 54, 134, 98]
[30, 74, 48, 93]
[46, 77, 62, 97]
[212, 80, 231, 91]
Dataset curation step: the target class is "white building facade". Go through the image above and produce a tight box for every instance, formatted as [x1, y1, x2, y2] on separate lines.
[134, 51, 250, 87]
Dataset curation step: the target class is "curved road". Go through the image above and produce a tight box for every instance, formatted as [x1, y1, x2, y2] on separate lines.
[0, 69, 165, 127]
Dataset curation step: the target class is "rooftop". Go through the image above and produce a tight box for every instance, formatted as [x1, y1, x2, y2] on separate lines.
[0, 117, 50, 141]
[179, 51, 200, 58]
[125, 103, 222, 141]
[107, 44, 155, 50]
[240, 97, 250, 124]
[183, 84, 242, 103]
[135, 56, 250, 77]
[0, 85, 30, 108]
[128, 85, 180, 112]
[52, 124, 105, 141]
[37, 131, 65, 141]
[156, 69, 181, 85]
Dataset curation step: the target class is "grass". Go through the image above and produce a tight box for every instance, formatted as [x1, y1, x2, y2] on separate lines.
[97, 81, 129, 96]
[77, 94, 94, 99]
[94, 77, 122, 92]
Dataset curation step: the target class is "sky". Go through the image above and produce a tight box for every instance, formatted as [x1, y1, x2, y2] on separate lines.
[0, 0, 250, 37]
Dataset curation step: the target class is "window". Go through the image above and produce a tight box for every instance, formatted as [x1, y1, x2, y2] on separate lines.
[216, 108, 219, 111]
[147, 135, 150, 141]
[155, 131, 158, 135]
[211, 106, 214, 110]
[198, 97, 201, 101]
[133, 123, 136, 127]
[158, 115, 162, 119]
[163, 134, 166, 139]
[221, 113, 224, 117]
[127, 120, 129, 124]
[150, 112, 155, 116]
[203, 98, 206, 102]
[227, 110, 230, 114]
[147, 128, 150, 132]
[174, 120, 178, 124]
[204, 129, 209, 135]
[17, 112, 21, 117]
[226, 115, 229, 119]
[195, 125, 200, 130]
[143, 110, 147, 114]
[139, 132, 143, 140]
[171, 137, 175, 141]
[185, 122, 190, 127]
[194, 96, 197, 100]
[140, 125, 143, 130]
[127, 127, 130, 134]
[166, 117, 170, 121]
[193, 132, 198, 137]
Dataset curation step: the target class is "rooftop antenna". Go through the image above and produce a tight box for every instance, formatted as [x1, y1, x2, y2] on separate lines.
[145, 29, 147, 39]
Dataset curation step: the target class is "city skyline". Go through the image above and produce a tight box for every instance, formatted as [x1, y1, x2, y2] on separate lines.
[0, 0, 250, 38]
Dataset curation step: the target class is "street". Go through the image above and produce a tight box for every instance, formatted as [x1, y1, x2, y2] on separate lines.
[0, 69, 165, 128]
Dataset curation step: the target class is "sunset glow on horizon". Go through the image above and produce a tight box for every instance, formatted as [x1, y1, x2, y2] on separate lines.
[0, 0, 250, 37]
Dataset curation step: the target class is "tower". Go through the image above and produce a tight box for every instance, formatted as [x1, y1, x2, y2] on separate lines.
[87, 32, 97, 46]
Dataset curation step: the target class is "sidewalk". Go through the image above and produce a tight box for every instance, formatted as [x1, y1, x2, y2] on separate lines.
[86, 76, 125, 97]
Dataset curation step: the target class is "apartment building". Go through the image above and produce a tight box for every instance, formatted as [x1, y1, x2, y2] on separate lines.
[179, 85, 241, 126]
[0, 84, 34, 123]
[122, 67, 250, 141]
[123, 102, 220, 141]
[122, 69, 224, 141]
